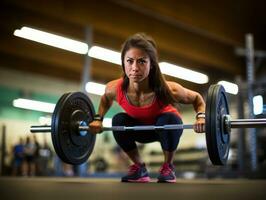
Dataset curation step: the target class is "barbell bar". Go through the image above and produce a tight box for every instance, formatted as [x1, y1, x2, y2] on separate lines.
[29, 84, 266, 166]
[30, 117, 266, 133]
[30, 124, 194, 133]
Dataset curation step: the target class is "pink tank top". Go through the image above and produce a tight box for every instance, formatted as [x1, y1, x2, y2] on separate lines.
[116, 79, 181, 124]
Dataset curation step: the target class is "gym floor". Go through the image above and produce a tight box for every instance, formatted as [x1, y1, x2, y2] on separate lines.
[0, 177, 265, 200]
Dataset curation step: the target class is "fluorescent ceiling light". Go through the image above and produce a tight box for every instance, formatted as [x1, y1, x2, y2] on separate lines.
[13, 98, 55, 113]
[14, 26, 88, 54]
[217, 81, 239, 95]
[253, 95, 263, 115]
[88, 46, 121, 65]
[85, 82, 106, 96]
[159, 62, 209, 84]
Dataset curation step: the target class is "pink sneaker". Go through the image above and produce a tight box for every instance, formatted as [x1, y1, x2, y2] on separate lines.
[157, 163, 176, 183]
[121, 163, 150, 183]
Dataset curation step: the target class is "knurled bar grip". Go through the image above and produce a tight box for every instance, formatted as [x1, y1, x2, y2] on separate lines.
[101, 124, 194, 131]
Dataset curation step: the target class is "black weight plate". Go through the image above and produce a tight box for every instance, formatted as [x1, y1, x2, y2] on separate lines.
[51, 93, 69, 162]
[51, 92, 96, 165]
[206, 84, 230, 165]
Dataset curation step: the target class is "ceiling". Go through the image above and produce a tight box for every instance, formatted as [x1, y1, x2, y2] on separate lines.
[0, 0, 266, 93]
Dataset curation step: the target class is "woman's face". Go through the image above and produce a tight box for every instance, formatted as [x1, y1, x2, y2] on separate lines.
[124, 48, 151, 83]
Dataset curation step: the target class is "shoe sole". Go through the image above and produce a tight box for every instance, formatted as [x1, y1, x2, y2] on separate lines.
[157, 179, 176, 183]
[122, 176, 151, 183]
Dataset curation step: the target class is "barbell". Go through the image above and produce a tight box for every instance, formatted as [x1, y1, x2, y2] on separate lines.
[30, 84, 266, 165]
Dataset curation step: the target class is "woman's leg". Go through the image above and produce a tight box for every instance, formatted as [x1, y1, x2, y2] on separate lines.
[112, 113, 143, 164]
[156, 113, 183, 164]
[156, 113, 183, 183]
[124, 148, 143, 165]
[112, 113, 158, 165]
[163, 151, 176, 164]
[112, 113, 155, 182]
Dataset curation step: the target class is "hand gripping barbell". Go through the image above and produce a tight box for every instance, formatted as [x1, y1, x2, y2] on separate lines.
[30, 84, 266, 165]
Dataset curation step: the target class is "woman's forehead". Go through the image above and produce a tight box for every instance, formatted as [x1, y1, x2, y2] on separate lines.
[125, 47, 148, 58]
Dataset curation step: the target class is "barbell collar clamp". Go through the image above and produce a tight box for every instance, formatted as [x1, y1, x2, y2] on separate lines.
[223, 115, 231, 134]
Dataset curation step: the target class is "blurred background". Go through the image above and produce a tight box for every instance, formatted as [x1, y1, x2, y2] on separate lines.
[0, 0, 266, 179]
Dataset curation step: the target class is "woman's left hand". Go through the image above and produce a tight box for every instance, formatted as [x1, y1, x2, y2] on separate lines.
[193, 118, 205, 133]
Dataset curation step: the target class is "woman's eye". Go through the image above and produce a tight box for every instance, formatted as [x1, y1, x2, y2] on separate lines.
[127, 60, 133, 64]
[138, 60, 146, 64]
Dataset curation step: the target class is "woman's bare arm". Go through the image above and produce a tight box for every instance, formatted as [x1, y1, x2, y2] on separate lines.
[167, 81, 206, 133]
[89, 79, 119, 134]
[97, 79, 119, 118]
[167, 81, 205, 113]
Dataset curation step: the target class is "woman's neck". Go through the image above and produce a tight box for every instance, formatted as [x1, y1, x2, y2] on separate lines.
[127, 78, 151, 94]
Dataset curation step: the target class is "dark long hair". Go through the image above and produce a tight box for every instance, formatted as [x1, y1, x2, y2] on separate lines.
[121, 33, 176, 105]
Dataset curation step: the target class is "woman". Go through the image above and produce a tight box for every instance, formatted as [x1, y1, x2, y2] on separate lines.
[89, 33, 205, 183]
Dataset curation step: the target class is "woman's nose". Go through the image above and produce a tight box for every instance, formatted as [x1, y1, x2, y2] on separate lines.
[132, 61, 139, 71]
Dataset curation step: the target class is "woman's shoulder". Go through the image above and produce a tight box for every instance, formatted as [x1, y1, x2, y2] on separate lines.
[105, 78, 123, 100]
[106, 78, 122, 90]
[166, 81, 183, 92]
[166, 81, 188, 99]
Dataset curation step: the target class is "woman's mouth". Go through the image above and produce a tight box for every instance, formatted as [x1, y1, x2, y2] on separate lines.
[131, 74, 142, 78]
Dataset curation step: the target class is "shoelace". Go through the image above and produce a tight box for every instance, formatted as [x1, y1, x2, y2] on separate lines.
[128, 164, 140, 175]
[159, 164, 173, 176]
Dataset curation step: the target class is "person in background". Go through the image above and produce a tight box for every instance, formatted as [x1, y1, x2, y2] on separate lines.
[33, 135, 40, 175]
[22, 136, 37, 176]
[38, 140, 53, 176]
[11, 137, 24, 176]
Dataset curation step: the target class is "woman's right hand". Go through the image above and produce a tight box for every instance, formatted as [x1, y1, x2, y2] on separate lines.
[89, 120, 103, 134]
